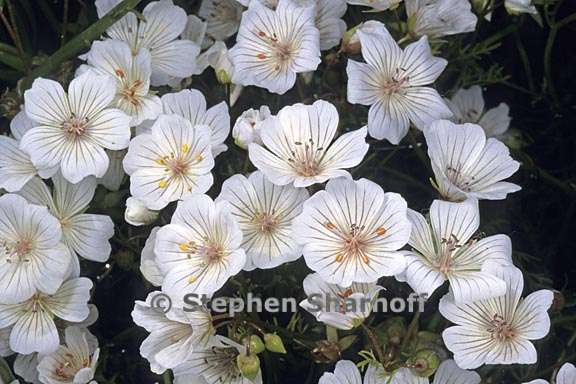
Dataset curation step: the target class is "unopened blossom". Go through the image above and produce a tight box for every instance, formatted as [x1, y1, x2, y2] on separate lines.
[203, 41, 246, 104]
[199, 0, 244, 41]
[524, 363, 576, 384]
[400, 199, 513, 303]
[95, 0, 201, 86]
[21, 74, 131, 183]
[405, 0, 478, 38]
[37, 326, 99, 384]
[217, 171, 308, 270]
[347, 22, 452, 143]
[505, 0, 538, 15]
[98, 149, 126, 191]
[229, 0, 321, 94]
[155, 194, 246, 297]
[300, 273, 383, 330]
[0, 278, 92, 354]
[125, 197, 159, 226]
[139, 227, 164, 287]
[18, 174, 115, 277]
[293, 177, 411, 286]
[341, 20, 388, 55]
[424, 119, 521, 201]
[232, 106, 272, 149]
[440, 264, 553, 369]
[389, 359, 481, 383]
[0, 194, 70, 304]
[81, 40, 162, 126]
[123, 114, 215, 210]
[172, 336, 262, 384]
[319, 360, 386, 384]
[160, 89, 230, 156]
[132, 292, 215, 373]
[249, 100, 369, 187]
[347, 0, 401, 11]
[447, 85, 511, 138]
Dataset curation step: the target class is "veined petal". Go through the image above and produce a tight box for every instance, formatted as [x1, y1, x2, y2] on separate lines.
[321, 127, 369, 171]
[10, 308, 59, 354]
[318, 360, 362, 384]
[512, 289, 553, 340]
[53, 173, 97, 217]
[150, 40, 201, 84]
[401, 36, 448, 86]
[357, 26, 402, 79]
[432, 359, 481, 384]
[23, 78, 70, 126]
[45, 277, 93, 322]
[65, 214, 114, 262]
[60, 140, 110, 183]
[367, 97, 411, 144]
[401, 87, 453, 130]
[346, 60, 382, 105]
[68, 74, 117, 120]
[429, 199, 479, 246]
[0, 136, 37, 192]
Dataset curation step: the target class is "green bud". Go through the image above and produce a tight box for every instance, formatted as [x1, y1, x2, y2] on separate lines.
[243, 335, 265, 354]
[216, 68, 231, 84]
[341, 25, 361, 54]
[264, 333, 287, 354]
[236, 352, 260, 381]
[382, 317, 406, 345]
[407, 349, 441, 377]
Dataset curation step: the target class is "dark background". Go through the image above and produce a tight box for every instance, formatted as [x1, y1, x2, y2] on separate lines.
[0, 0, 575, 382]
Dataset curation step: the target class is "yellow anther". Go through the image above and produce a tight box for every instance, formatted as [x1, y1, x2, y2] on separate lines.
[155, 157, 167, 166]
[182, 143, 190, 153]
[158, 179, 168, 188]
[179, 243, 189, 252]
[187, 275, 197, 284]
[335, 253, 344, 263]
[324, 222, 336, 230]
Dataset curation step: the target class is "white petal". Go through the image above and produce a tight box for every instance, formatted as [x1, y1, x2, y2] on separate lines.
[65, 214, 114, 262]
[45, 277, 93, 322]
[0, 136, 37, 192]
[401, 36, 448, 86]
[10, 309, 59, 354]
[318, 360, 362, 384]
[432, 359, 481, 384]
[23, 78, 70, 125]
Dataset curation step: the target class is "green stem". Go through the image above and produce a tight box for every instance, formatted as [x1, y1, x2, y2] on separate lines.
[21, 0, 142, 88]
[60, 0, 69, 45]
[162, 371, 172, 384]
[400, 312, 420, 352]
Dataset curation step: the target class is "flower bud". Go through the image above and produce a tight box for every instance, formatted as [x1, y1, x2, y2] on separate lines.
[341, 25, 361, 54]
[125, 197, 159, 226]
[311, 340, 341, 363]
[232, 106, 272, 149]
[407, 349, 441, 377]
[382, 317, 406, 345]
[243, 335, 265, 355]
[236, 352, 260, 381]
[264, 333, 287, 354]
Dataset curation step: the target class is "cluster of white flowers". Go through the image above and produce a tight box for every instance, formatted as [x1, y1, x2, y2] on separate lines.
[0, 0, 561, 382]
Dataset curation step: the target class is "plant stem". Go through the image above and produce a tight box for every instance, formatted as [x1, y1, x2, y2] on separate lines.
[60, 0, 69, 45]
[162, 371, 172, 384]
[21, 0, 142, 88]
[325, 325, 338, 343]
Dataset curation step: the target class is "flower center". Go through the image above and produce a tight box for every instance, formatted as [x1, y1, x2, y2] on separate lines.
[254, 212, 278, 234]
[488, 314, 516, 342]
[287, 139, 324, 177]
[62, 114, 89, 136]
[381, 68, 410, 96]
[3, 238, 34, 263]
[119, 79, 144, 106]
[324, 222, 388, 265]
[445, 164, 475, 192]
[155, 145, 204, 191]
[54, 348, 91, 380]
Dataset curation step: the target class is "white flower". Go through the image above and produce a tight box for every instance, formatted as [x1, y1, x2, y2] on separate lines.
[123, 114, 215, 210]
[132, 292, 215, 374]
[206, 41, 236, 84]
[21, 74, 131, 183]
[37, 326, 99, 384]
[81, 40, 162, 126]
[98, 149, 126, 191]
[229, 0, 321, 94]
[318, 360, 385, 384]
[232, 105, 272, 148]
[249, 100, 369, 187]
[0, 109, 58, 193]
[400, 199, 513, 303]
[424, 119, 521, 201]
[172, 335, 262, 384]
[505, 0, 538, 15]
[96, 0, 201, 86]
[446, 86, 511, 138]
[346, 0, 401, 11]
[125, 197, 159, 226]
[296, 0, 348, 51]
[389, 359, 481, 383]
[0, 277, 92, 354]
[18, 174, 115, 276]
[199, 0, 245, 41]
[140, 227, 164, 286]
[293, 177, 411, 286]
[300, 273, 383, 330]
[346, 22, 452, 143]
[216, 171, 308, 270]
[155, 194, 246, 297]
[183, 15, 209, 49]
[440, 263, 553, 369]
[405, 0, 478, 38]
[0, 194, 70, 304]
[523, 363, 576, 384]
[160, 89, 230, 156]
